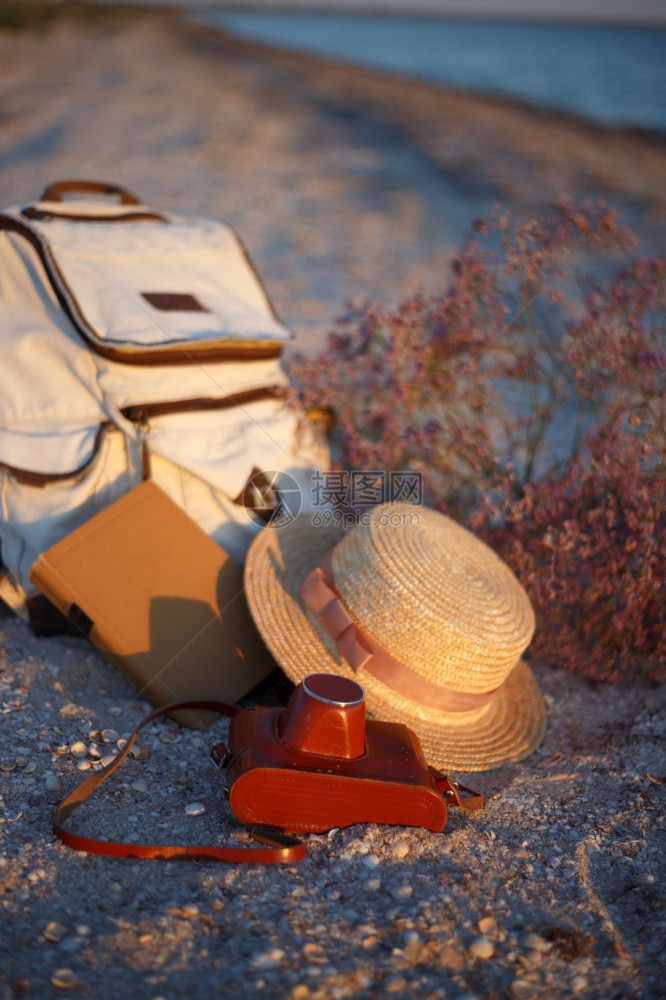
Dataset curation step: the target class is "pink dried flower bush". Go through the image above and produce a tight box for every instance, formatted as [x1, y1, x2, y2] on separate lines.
[288, 199, 665, 683]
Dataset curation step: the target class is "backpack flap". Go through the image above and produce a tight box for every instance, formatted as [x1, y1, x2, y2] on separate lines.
[2, 201, 292, 363]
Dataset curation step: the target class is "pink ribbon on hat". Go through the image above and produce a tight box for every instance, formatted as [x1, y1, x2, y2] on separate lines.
[300, 554, 500, 713]
[300, 563, 374, 673]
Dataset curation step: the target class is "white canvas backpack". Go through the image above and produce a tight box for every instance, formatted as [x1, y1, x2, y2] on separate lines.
[0, 180, 326, 624]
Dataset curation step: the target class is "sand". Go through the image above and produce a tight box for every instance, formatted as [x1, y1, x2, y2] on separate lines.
[0, 6, 664, 999]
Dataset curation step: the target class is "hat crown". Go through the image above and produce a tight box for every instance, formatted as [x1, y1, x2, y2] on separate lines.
[331, 504, 535, 693]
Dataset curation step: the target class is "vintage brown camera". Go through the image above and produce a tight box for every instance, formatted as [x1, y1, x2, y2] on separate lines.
[211, 673, 479, 834]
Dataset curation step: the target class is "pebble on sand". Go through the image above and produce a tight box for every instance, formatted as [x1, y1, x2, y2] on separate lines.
[251, 947, 286, 969]
[185, 802, 206, 816]
[469, 936, 495, 960]
[42, 921, 68, 943]
[51, 968, 79, 989]
[478, 916, 498, 937]
[384, 975, 408, 994]
[510, 979, 537, 999]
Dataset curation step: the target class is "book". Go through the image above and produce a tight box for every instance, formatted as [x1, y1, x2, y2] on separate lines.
[29, 480, 275, 728]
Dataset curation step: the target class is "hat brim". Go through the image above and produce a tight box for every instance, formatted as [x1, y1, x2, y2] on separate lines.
[244, 516, 546, 772]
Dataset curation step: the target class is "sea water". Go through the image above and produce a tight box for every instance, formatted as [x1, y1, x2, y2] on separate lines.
[197, 12, 666, 135]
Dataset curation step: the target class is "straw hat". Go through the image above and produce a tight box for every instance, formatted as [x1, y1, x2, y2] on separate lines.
[244, 503, 546, 771]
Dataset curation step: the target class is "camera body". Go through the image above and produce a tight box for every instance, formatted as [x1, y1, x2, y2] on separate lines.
[213, 673, 448, 834]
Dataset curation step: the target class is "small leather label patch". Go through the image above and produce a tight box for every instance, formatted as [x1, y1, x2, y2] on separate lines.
[141, 292, 209, 312]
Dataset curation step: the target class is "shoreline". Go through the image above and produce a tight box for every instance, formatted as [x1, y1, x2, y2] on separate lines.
[190, 11, 666, 141]
[181, 16, 666, 201]
[190, 14, 666, 139]
[80, 0, 666, 30]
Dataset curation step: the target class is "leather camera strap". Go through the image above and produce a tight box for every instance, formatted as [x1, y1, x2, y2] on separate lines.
[52, 700, 306, 865]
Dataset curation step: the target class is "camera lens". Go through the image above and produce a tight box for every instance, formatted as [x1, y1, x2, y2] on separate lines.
[279, 673, 367, 758]
[303, 673, 365, 707]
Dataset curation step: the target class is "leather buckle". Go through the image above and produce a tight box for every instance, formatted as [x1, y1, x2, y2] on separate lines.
[210, 742, 229, 769]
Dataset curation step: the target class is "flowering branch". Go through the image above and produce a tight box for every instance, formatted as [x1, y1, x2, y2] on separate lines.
[288, 200, 665, 682]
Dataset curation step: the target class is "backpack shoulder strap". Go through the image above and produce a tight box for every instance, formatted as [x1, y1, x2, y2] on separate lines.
[52, 700, 305, 865]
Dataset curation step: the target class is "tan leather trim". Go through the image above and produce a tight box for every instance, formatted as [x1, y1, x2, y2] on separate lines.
[23, 207, 169, 224]
[39, 179, 141, 205]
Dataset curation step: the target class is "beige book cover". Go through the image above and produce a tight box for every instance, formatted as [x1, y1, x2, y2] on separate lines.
[29, 480, 276, 728]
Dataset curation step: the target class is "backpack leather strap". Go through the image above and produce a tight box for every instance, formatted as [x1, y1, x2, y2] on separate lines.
[52, 700, 305, 865]
[40, 180, 142, 205]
